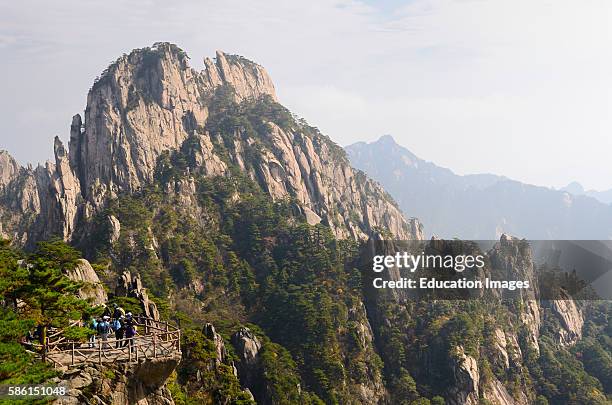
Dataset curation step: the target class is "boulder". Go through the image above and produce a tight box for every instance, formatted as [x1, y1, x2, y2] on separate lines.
[115, 271, 159, 321]
[65, 259, 107, 305]
[231, 327, 263, 395]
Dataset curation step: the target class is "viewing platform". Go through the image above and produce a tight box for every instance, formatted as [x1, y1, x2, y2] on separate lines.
[28, 316, 181, 370]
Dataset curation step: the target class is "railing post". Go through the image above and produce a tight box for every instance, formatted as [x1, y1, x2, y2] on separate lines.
[135, 339, 139, 362]
[98, 339, 102, 365]
[153, 333, 157, 358]
[42, 335, 47, 362]
[71, 342, 75, 366]
[128, 338, 132, 363]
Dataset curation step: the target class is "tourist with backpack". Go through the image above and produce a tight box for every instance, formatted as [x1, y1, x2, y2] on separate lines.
[88, 317, 98, 348]
[97, 316, 111, 349]
[113, 316, 124, 348]
[124, 313, 137, 351]
[112, 303, 125, 320]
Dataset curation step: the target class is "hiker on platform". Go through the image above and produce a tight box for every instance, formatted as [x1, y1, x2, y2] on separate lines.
[22, 330, 35, 349]
[34, 324, 43, 345]
[112, 303, 125, 320]
[97, 316, 111, 349]
[101, 304, 112, 319]
[124, 312, 137, 351]
[88, 317, 98, 348]
[113, 316, 125, 348]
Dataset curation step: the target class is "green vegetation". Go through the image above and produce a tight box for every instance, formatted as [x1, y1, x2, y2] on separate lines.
[0, 239, 96, 403]
[177, 328, 255, 404]
[524, 301, 611, 404]
[20, 240, 89, 354]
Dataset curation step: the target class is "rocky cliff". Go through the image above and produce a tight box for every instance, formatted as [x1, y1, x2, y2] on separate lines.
[53, 355, 180, 405]
[488, 235, 542, 353]
[359, 234, 598, 404]
[0, 43, 420, 247]
[0, 151, 20, 190]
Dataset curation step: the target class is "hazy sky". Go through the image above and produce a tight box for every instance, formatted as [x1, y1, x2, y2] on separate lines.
[1, 0, 611, 190]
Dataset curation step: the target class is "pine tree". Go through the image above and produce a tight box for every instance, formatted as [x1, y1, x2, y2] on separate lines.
[0, 239, 28, 308]
[20, 240, 88, 359]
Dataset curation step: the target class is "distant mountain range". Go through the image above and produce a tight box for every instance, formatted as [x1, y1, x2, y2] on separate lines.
[346, 135, 612, 239]
[561, 181, 612, 205]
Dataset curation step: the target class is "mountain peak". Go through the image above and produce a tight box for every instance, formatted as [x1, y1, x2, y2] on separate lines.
[347, 135, 612, 239]
[377, 134, 398, 145]
[346, 134, 421, 167]
[0, 150, 20, 188]
[91, 43, 276, 103]
[206, 49, 277, 102]
[561, 181, 585, 195]
[0, 43, 420, 245]
[78, 44, 279, 198]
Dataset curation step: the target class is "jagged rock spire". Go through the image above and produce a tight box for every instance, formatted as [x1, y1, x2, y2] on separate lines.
[0, 150, 20, 190]
[0, 43, 421, 245]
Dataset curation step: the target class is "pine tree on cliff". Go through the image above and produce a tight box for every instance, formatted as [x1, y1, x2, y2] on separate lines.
[21, 239, 88, 359]
[0, 239, 27, 308]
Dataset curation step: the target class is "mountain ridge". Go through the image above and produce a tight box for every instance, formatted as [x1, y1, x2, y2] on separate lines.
[561, 181, 612, 205]
[0, 43, 422, 246]
[346, 135, 612, 239]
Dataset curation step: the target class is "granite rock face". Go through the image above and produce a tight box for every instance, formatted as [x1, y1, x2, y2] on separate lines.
[0, 43, 420, 246]
[447, 346, 480, 405]
[53, 355, 180, 405]
[231, 327, 263, 390]
[116, 270, 160, 321]
[203, 323, 230, 366]
[64, 258, 108, 306]
[0, 137, 83, 245]
[0, 151, 20, 190]
[73, 44, 276, 205]
[488, 235, 542, 353]
[547, 291, 584, 346]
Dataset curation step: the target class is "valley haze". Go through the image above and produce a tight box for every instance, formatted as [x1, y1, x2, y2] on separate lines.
[347, 135, 612, 240]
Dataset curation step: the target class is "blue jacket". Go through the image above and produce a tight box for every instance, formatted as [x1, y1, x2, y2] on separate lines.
[112, 319, 122, 332]
[97, 321, 110, 334]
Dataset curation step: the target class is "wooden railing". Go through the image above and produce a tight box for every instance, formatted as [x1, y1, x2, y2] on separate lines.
[28, 316, 181, 369]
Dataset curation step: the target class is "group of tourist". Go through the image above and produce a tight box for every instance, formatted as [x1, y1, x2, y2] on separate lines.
[88, 304, 137, 351]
